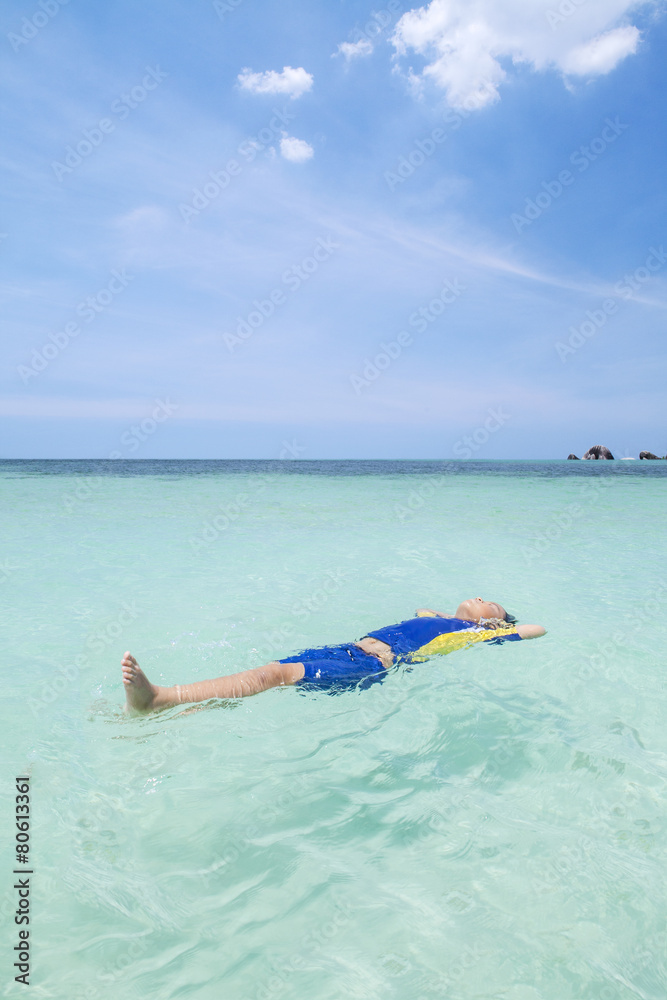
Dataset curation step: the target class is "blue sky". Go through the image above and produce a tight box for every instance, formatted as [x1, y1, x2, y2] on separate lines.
[1, 0, 666, 458]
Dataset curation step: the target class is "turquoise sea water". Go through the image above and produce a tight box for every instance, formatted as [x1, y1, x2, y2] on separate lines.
[1, 459, 666, 999]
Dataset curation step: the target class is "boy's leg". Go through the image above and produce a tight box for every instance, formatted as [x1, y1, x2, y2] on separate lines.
[121, 652, 305, 713]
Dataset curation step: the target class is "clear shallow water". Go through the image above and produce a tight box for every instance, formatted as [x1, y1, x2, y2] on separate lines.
[1, 460, 666, 999]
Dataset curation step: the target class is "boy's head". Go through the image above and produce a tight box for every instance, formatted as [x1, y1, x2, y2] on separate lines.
[455, 597, 509, 622]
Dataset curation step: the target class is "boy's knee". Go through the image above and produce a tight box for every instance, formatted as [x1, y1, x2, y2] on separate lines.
[270, 660, 305, 686]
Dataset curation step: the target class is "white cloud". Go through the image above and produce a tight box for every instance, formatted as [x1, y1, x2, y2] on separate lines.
[392, 0, 650, 109]
[279, 135, 314, 163]
[237, 65, 313, 99]
[335, 38, 374, 60]
[560, 25, 640, 74]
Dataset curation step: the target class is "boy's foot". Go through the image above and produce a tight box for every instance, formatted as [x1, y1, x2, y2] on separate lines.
[122, 651, 159, 713]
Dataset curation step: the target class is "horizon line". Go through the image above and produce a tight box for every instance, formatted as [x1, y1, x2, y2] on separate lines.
[0, 457, 659, 463]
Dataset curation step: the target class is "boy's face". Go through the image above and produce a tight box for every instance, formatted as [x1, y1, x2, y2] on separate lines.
[455, 597, 506, 622]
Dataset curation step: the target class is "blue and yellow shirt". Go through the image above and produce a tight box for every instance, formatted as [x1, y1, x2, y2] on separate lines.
[364, 612, 522, 663]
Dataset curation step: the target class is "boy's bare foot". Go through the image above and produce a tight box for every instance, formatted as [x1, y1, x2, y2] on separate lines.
[122, 651, 160, 713]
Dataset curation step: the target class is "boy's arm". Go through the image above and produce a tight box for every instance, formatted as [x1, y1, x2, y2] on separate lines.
[415, 613, 546, 638]
[415, 608, 452, 618]
[516, 624, 546, 639]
